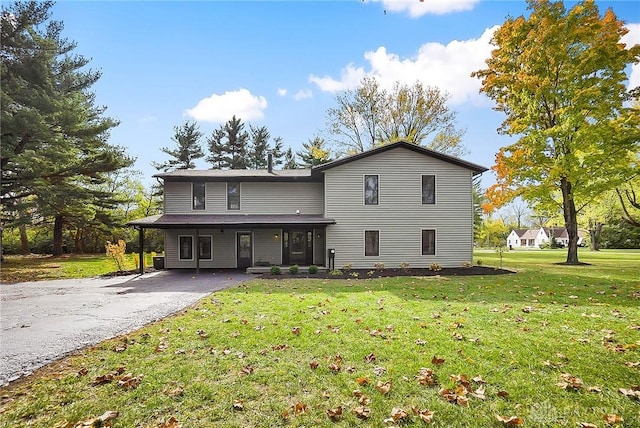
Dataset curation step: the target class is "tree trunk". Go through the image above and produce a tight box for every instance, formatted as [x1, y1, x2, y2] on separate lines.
[588, 219, 603, 251]
[561, 178, 580, 264]
[19, 224, 30, 255]
[52, 215, 64, 256]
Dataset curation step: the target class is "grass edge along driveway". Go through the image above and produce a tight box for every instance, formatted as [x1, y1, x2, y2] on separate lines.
[0, 250, 638, 427]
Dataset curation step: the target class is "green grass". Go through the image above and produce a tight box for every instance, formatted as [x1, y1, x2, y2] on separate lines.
[1, 250, 639, 427]
[0, 253, 156, 283]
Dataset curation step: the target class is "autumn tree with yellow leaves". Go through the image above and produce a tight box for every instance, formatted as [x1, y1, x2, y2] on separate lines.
[473, 0, 640, 264]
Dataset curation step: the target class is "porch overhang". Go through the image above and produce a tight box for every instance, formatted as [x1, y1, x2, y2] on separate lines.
[127, 214, 336, 229]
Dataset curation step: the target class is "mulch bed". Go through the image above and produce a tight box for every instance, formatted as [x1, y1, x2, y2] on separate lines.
[261, 266, 514, 280]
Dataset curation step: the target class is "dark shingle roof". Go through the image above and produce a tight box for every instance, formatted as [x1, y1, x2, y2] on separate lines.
[155, 169, 319, 182]
[312, 141, 488, 175]
[128, 214, 335, 228]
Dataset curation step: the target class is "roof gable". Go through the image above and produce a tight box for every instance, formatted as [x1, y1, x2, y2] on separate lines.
[312, 141, 488, 175]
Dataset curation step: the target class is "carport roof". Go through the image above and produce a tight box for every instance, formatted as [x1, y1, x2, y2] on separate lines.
[127, 214, 336, 229]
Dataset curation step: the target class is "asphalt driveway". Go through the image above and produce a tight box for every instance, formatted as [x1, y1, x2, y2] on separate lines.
[0, 269, 252, 386]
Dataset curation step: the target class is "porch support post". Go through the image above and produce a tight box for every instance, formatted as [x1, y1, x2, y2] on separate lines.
[195, 228, 200, 274]
[138, 227, 145, 275]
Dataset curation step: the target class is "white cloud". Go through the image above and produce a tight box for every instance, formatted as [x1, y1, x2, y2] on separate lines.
[370, 0, 479, 17]
[293, 89, 313, 100]
[277, 88, 288, 96]
[184, 88, 268, 122]
[309, 25, 498, 105]
[622, 23, 639, 90]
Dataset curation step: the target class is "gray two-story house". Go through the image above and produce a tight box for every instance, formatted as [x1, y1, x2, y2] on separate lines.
[129, 141, 487, 271]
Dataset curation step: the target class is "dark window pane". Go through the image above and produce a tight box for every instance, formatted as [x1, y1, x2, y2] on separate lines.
[422, 175, 435, 204]
[193, 182, 206, 210]
[227, 182, 240, 210]
[365, 230, 379, 256]
[179, 236, 193, 260]
[364, 175, 378, 205]
[422, 230, 436, 255]
[199, 236, 212, 260]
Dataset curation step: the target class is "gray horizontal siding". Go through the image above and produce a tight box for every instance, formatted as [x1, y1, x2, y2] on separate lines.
[324, 147, 474, 268]
[254, 229, 282, 266]
[164, 181, 323, 215]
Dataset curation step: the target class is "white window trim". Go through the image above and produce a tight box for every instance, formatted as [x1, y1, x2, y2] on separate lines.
[364, 229, 380, 257]
[178, 235, 194, 261]
[227, 182, 241, 211]
[421, 174, 437, 205]
[421, 228, 437, 256]
[363, 174, 380, 206]
[198, 235, 213, 261]
[192, 182, 206, 211]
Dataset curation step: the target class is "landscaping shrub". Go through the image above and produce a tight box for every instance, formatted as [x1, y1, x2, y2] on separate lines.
[308, 265, 318, 274]
[288, 264, 299, 274]
[270, 265, 281, 275]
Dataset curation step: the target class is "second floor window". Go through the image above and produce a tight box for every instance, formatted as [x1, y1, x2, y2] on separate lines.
[364, 175, 379, 205]
[422, 175, 435, 204]
[193, 182, 205, 210]
[227, 182, 240, 210]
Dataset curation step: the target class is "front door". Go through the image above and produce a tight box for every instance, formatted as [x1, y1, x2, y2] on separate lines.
[237, 232, 252, 269]
[287, 230, 313, 265]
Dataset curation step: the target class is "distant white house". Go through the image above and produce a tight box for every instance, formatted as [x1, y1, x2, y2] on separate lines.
[507, 227, 585, 249]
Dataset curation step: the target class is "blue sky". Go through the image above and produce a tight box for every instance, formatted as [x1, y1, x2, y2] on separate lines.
[50, 0, 639, 188]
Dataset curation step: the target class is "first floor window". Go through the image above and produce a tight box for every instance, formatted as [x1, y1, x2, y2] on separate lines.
[199, 236, 212, 260]
[179, 236, 193, 260]
[364, 175, 379, 205]
[365, 230, 379, 256]
[227, 182, 240, 210]
[422, 229, 436, 255]
[193, 182, 205, 210]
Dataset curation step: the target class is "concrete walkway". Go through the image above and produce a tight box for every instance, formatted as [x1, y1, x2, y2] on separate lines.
[0, 270, 252, 385]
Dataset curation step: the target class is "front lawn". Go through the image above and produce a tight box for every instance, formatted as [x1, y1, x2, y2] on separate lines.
[0, 251, 638, 427]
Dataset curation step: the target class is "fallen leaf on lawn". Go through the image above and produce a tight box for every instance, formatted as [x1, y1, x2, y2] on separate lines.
[578, 423, 598, 428]
[415, 339, 427, 346]
[364, 353, 376, 363]
[603, 413, 623, 424]
[412, 407, 435, 423]
[431, 356, 445, 365]
[452, 332, 464, 340]
[357, 376, 370, 386]
[497, 390, 509, 398]
[522, 306, 534, 313]
[174, 349, 186, 355]
[74, 410, 119, 427]
[240, 365, 254, 375]
[155, 342, 169, 352]
[157, 416, 182, 428]
[373, 366, 386, 376]
[353, 389, 363, 397]
[240, 318, 248, 325]
[271, 344, 289, 351]
[292, 326, 301, 336]
[164, 386, 184, 397]
[292, 401, 308, 415]
[383, 407, 408, 423]
[328, 363, 341, 373]
[618, 386, 640, 400]
[471, 385, 486, 400]
[439, 388, 468, 406]
[309, 360, 319, 370]
[472, 375, 485, 384]
[118, 373, 143, 389]
[326, 406, 343, 421]
[416, 368, 437, 386]
[495, 415, 523, 425]
[587, 386, 601, 393]
[353, 405, 371, 419]
[232, 399, 244, 410]
[557, 373, 583, 391]
[624, 361, 639, 368]
[77, 368, 88, 377]
[376, 380, 392, 395]
[112, 343, 127, 353]
[92, 367, 125, 386]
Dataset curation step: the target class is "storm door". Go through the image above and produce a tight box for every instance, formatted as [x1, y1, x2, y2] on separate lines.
[287, 230, 312, 265]
[236, 232, 252, 268]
